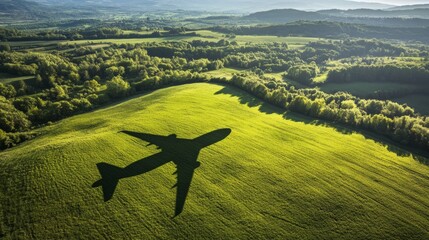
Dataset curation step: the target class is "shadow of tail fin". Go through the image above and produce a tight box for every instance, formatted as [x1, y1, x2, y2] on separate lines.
[92, 163, 122, 202]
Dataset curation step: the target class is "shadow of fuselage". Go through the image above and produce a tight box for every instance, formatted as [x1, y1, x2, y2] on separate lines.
[92, 128, 231, 216]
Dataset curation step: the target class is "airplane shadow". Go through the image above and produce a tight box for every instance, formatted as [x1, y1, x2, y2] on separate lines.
[92, 128, 232, 217]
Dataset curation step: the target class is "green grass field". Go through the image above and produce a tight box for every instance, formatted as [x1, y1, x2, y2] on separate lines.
[232, 35, 321, 48]
[61, 33, 320, 48]
[205, 67, 244, 79]
[1, 83, 429, 239]
[318, 82, 420, 96]
[206, 69, 306, 89]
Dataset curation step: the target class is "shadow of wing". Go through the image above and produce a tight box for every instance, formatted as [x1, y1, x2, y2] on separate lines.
[120, 131, 171, 149]
[174, 162, 196, 217]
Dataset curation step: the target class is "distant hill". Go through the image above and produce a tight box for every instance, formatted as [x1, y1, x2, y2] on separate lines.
[29, 0, 393, 12]
[318, 8, 429, 19]
[214, 21, 429, 42]
[0, 0, 104, 21]
[245, 9, 323, 22]
[0, 0, 40, 10]
[243, 9, 429, 28]
[0, 0, 47, 19]
[387, 4, 429, 10]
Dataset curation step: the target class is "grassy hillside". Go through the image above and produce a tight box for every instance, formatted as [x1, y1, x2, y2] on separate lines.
[0, 83, 429, 239]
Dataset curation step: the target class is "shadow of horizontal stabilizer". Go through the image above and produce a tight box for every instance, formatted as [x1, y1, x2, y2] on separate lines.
[92, 163, 122, 201]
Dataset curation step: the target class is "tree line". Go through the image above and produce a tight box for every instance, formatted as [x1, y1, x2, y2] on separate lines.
[0, 39, 428, 151]
[0, 27, 196, 42]
[327, 63, 429, 85]
[221, 73, 428, 150]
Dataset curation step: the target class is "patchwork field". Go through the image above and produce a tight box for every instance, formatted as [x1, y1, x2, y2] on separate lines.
[0, 83, 428, 239]
[7, 30, 321, 51]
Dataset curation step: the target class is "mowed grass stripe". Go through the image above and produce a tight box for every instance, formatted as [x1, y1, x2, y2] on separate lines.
[0, 83, 428, 239]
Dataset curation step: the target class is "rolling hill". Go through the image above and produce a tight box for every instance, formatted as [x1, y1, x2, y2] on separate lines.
[0, 0, 104, 21]
[243, 9, 429, 27]
[318, 8, 429, 19]
[0, 0, 47, 19]
[0, 83, 428, 239]
[213, 21, 429, 42]
[388, 4, 429, 10]
[29, 0, 393, 12]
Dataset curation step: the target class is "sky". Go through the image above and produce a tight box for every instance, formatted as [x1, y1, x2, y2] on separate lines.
[359, 0, 429, 5]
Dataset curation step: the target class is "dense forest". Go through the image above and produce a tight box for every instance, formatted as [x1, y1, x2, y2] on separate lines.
[0, 34, 428, 151]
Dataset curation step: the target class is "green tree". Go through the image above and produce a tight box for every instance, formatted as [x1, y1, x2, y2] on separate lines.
[0, 96, 31, 132]
[0, 128, 8, 149]
[106, 76, 131, 98]
[0, 43, 11, 52]
[0, 83, 16, 98]
[286, 64, 319, 85]
[83, 80, 101, 93]
[13, 97, 37, 113]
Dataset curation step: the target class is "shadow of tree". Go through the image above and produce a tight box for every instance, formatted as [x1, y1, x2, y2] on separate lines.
[214, 84, 429, 164]
[92, 128, 232, 217]
[215, 87, 278, 115]
[282, 112, 429, 165]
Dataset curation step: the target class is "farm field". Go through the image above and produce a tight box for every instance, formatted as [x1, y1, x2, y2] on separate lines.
[193, 30, 322, 47]
[0, 83, 428, 239]
[63, 33, 321, 47]
[318, 82, 419, 97]
[233, 35, 321, 48]
[205, 67, 244, 79]
[6, 30, 321, 51]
